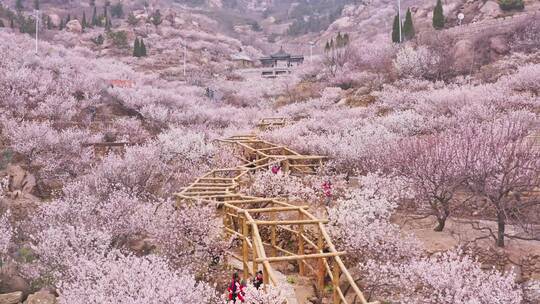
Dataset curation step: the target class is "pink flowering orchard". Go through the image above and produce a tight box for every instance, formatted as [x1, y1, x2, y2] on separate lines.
[0, 1, 539, 303]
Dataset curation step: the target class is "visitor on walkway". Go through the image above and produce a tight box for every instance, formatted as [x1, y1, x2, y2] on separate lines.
[228, 272, 240, 303]
[271, 164, 281, 174]
[254, 270, 263, 289]
[238, 279, 247, 302]
[322, 180, 332, 206]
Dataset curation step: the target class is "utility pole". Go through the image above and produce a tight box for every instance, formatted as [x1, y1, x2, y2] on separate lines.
[397, 0, 402, 43]
[309, 41, 315, 63]
[34, 9, 39, 55]
[183, 44, 187, 77]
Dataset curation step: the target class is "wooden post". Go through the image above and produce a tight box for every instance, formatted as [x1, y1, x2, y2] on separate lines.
[263, 267, 269, 291]
[252, 229, 258, 277]
[223, 206, 229, 237]
[271, 213, 277, 257]
[242, 217, 249, 279]
[283, 159, 290, 173]
[298, 211, 305, 276]
[317, 226, 325, 291]
[333, 261, 341, 304]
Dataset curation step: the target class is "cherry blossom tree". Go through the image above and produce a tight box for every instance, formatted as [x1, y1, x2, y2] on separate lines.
[458, 119, 540, 247]
[0, 210, 13, 261]
[58, 252, 219, 304]
[243, 284, 287, 304]
[363, 250, 523, 303]
[389, 132, 466, 231]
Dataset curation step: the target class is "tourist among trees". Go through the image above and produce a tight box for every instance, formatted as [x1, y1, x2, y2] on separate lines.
[433, 0, 445, 29]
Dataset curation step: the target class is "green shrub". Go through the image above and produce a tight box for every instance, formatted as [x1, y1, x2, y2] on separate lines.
[499, 0, 524, 11]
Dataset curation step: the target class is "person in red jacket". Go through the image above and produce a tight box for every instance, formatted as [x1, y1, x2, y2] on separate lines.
[271, 164, 281, 174]
[238, 279, 247, 302]
[227, 272, 240, 303]
[322, 180, 332, 206]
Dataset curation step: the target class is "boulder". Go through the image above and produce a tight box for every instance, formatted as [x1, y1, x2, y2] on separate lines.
[0, 273, 30, 297]
[490, 35, 509, 54]
[479, 1, 500, 18]
[24, 290, 56, 304]
[65, 20, 82, 33]
[48, 14, 61, 27]
[0, 291, 22, 304]
[6, 165, 35, 198]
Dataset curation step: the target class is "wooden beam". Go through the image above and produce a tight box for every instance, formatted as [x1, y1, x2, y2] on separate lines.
[245, 206, 309, 213]
[253, 219, 329, 225]
[270, 212, 277, 257]
[255, 252, 346, 263]
[298, 211, 305, 276]
[333, 262, 341, 304]
[242, 217, 249, 279]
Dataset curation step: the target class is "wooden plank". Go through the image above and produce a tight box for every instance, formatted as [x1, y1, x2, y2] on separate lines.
[255, 252, 346, 263]
[253, 219, 329, 225]
[298, 211, 305, 276]
[245, 206, 309, 213]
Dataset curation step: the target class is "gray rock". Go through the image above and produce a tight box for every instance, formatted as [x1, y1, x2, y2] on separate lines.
[24, 290, 56, 304]
[65, 20, 82, 33]
[480, 1, 501, 18]
[0, 291, 22, 304]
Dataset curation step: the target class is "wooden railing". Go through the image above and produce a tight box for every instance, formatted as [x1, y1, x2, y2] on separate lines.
[174, 129, 376, 304]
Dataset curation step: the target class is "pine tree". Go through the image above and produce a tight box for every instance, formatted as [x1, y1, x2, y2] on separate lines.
[33, 0, 39, 10]
[92, 6, 98, 26]
[402, 8, 415, 40]
[343, 33, 350, 46]
[391, 14, 401, 43]
[127, 12, 138, 26]
[140, 39, 147, 56]
[433, 0, 445, 29]
[324, 41, 330, 52]
[15, 0, 23, 12]
[133, 37, 140, 57]
[82, 11, 87, 29]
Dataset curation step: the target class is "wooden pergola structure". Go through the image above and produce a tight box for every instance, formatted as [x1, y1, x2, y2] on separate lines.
[257, 117, 288, 131]
[174, 133, 375, 304]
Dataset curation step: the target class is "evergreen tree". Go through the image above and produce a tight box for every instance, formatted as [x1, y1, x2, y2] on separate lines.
[33, 0, 39, 10]
[432, 0, 445, 29]
[111, 2, 124, 18]
[324, 41, 330, 52]
[82, 11, 87, 29]
[0, 20, 4, 27]
[92, 6, 98, 26]
[402, 8, 415, 40]
[133, 37, 140, 57]
[15, 0, 23, 12]
[46, 15, 52, 29]
[336, 32, 343, 48]
[151, 9, 162, 26]
[59, 18, 64, 30]
[391, 14, 401, 43]
[140, 39, 147, 56]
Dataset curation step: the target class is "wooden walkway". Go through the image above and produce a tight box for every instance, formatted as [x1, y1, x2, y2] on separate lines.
[174, 131, 375, 304]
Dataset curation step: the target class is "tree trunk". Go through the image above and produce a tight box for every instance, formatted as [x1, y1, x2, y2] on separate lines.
[434, 204, 450, 232]
[496, 210, 505, 247]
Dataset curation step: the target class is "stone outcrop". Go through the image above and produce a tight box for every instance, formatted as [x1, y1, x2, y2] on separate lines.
[65, 20, 82, 33]
[24, 290, 56, 304]
[0, 291, 22, 304]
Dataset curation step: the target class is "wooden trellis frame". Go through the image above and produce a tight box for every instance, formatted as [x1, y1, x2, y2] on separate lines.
[173, 133, 377, 304]
[257, 117, 288, 131]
